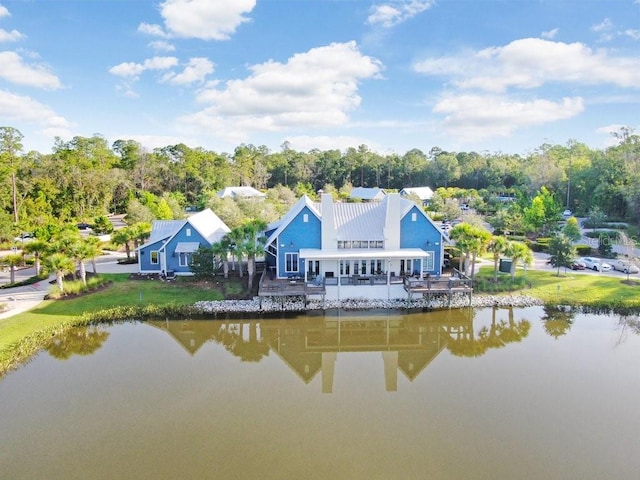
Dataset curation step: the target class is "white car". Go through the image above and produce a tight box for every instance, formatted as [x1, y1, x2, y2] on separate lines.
[562, 209, 573, 218]
[581, 257, 611, 272]
[609, 259, 639, 274]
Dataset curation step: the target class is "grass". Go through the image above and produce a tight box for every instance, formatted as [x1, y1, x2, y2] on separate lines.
[474, 268, 640, 309]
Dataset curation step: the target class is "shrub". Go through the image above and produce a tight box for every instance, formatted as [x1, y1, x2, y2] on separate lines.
[575, 244, 592, 256]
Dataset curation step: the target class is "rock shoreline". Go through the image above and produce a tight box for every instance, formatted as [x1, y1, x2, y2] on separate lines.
[194, 294, 543, 314]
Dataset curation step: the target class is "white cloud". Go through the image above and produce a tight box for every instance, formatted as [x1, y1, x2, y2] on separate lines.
[108, 56, 179, 79]
[367, 0, 435, 28]
[0, 28, 24, 42]
[0, 51, 61, 89]
[162, 57, 214, 85]
[541, 28, 559, 40]
[139, 0, 256, 40]
[591, 18, 613, 32]
[432, 94, 584, 140]
[138, 22, 168, 38]
[148, 40, 175, 52]
[414, 38, 640, 92]
[180, 41, 382, 141]
[624, 29, 640, 40]
[0, 5, 9, 18]
[0, 89, 72, 138]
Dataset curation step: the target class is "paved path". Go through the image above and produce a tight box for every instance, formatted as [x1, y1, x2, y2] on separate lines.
[0, 252, 138, 321]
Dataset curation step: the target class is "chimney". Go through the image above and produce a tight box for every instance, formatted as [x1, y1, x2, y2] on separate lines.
[384, 193, 401, 250]
[321, 193, 336, 249]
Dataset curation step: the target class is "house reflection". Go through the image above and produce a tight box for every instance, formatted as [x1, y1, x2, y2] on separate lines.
[147, 307, 530, 393]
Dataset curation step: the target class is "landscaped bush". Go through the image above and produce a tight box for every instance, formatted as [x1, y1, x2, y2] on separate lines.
[575, 244, 592, 256]
[48, 275, 110, 299]
[473, 273, 529, 293]
[528, 237, 551, 252]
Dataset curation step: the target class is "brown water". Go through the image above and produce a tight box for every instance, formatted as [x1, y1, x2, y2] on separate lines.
[1, 306, 640, 480]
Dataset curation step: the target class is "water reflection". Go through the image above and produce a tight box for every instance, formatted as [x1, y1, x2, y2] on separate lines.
[147, 307, 531, 392]
[44, 325, 110, 360]
[541, 305, 575, 339]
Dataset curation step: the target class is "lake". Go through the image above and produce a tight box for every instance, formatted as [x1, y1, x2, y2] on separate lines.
[1, 306, 640, 479]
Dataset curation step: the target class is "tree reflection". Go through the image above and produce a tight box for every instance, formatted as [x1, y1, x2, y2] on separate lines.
[541, 305, 575, 339]
[448, 307, 530, 357]
[212, 320, 270, 362]
[615, 314, 640, 346]
[45, 325, 110, 360]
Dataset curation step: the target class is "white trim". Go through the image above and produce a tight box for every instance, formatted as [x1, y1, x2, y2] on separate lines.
[299, 248, 430, 260]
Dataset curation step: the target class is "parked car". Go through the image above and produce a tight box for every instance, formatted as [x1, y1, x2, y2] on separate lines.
[609, 259, 639, 274]
[562, 209, 573, 218]
[570, 259, 586, 270]
[13, 232, 34, 242]
[581, 257, 611, 272]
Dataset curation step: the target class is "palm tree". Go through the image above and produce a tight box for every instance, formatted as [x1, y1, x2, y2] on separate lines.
[69, 240, 94, 286]
[211, 239, 230, 278]
[22, 239, 49, 276]
[507, 241, 534, 280]
[1, 253, 24, 284]
[84, 236, 103, 274]
[111, 228, 133, 259]
[488, 235, 509, 283]
[226, 227, 246, 277]
[450, 223, 491, 279]
[42, 252, 75, 294]
[242, 219, 267, 287]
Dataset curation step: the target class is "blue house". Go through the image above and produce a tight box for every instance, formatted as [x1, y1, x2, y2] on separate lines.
[137, 209, 230, 276]
[263, 193, 448, 300]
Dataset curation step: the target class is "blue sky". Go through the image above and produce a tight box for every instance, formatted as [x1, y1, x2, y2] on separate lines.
[1, 0, 639, 156]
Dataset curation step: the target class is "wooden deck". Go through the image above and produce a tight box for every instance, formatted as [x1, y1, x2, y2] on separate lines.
[258, 269, 473, 305]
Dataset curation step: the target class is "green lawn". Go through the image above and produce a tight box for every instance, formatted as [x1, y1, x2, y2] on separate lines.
[476, 268, 640, 308]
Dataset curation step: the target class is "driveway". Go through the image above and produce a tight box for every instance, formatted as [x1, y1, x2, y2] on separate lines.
[0, 252, 139, 320]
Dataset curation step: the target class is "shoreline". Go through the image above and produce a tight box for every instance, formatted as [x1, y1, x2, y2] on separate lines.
[193, 293, 544, 313]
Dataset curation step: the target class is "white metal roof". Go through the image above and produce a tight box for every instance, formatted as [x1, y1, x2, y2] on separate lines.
[217, 186, 266, 198]
[174, 242, 201, 253]
[187, 208, 231, 243]
[400, 187, 434, 200]
[146, 220, 183, 245]
[349, 187, 386, 200]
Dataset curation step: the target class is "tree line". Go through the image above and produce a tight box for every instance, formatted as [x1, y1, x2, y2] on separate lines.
[1, 126, 639, 240]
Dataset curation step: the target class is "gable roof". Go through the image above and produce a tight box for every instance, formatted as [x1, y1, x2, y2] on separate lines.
[400, 187, 434, 200]
[266, 194, 442, 246]
[146, 220, 184, 245]
[139, 208, 230, 251]
[265, 195, 320, 246]
[217, 186, 266, 199]
[187, 208, 231, 243]
[349, 187, 386, 201]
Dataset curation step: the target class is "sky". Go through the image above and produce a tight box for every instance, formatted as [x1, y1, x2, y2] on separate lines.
[1, 0, 639, 156]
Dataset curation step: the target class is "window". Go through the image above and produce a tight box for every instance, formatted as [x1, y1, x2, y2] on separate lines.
[150, 251, 159, 264]
[285, 253, 299, 273]
[303, 214, 308, 223]
[186, 228, 192, 237]
[411, 212, 417, 222]
[340, 260, 350, 275]
[424, 252, 435, 271]
[179, 253, 191, 267]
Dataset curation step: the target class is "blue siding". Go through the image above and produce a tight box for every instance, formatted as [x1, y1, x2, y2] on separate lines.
[139, 239, 165, 272]
[163, 223, 209, 274]
[277, 206, 321, 278]
[400, 206, 442, 274]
